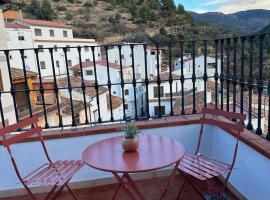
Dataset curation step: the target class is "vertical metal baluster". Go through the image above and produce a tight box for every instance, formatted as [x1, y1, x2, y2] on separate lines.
[220, 39, 224, 110]
[240, 37, 246, 114]
[180, 42, 185, 115]
[192, 41, 196, 114]
[232, 38, 238, 114]
[203, 40, 208, 108]
[118, 45, 126, 121]
[226, 38, 231, 111]
[256, 34, 265, 135]
[168, 43, 173, 116]
[156, 44, 162, 117]
[130, 45, 138, 120]
[0, 91, 5, 127]
[267, 67, 270, 139]
[105, 46, 114, 121]
[34, 49, 49, 128]
[63, 47, 75, 126]
[4, 50, 19, 122]
[214, 40, 219, 109]
[49, 48, 62, 127]
[20, 50, 33, 118]
[143, 44, 150, 119]
[91, 46, 102, 123]
[77, 46, 89, 124]
[247, 36, 254, 130]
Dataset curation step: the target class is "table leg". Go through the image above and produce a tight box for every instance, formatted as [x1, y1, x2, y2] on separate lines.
[124, 173, 146, 200]
[112, 172, 136, 200]
[112, 174, 125, 200]
[160, 160, 181, 200]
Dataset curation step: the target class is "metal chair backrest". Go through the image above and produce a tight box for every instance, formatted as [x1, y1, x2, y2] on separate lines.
[0, 117, 52, 184]
[196, 108, 246, 169]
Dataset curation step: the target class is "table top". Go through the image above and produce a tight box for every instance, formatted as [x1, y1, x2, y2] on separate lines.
[82, 135, 185, 173]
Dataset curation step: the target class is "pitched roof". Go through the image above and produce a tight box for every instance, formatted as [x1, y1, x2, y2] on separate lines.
[11, 68, 37, 81]
[57, 76, 108, 98]
[72, 60, 122, 71]
[106, 94, 123, 110]
[3, 9, 22, 20]
[5, 23, 29, 29]
[20, 19, 71, 28]
[150, 72, 179, 82]
[61, 97, 85, 116]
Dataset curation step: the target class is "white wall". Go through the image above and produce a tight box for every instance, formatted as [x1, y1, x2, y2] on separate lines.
[0, 124, 269, 200]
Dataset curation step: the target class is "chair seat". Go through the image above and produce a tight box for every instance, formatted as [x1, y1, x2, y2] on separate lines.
[24, 160, 84, 186]
[178, 154, 231, 181]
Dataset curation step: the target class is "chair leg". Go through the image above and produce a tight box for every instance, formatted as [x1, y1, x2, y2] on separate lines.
[177, 177, 187, 200]
[66, 185, 78, 200]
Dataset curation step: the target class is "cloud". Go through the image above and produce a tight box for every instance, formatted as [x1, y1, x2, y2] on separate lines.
[191, 0, 270, 13]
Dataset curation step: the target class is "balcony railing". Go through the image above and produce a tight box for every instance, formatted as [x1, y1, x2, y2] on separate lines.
[0, 32, 270, 141]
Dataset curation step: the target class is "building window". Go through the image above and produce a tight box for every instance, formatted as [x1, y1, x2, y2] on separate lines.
[86, 70, 93, 75]
[153, 86, 164, 98]
[49, 29, 54, 37]
[54, 45, 57, 52]
[18, 32, 25, 41]
[38, 45, 44, 52]
[67, 60, 72, 67]
[124, 89, 129, 95]
[56, 60, 60, 68]
[63, 30, 68, 37]
[40, 61, 46, 69]
[85, 59, 90, 62]
[9, 55, 12, 60]
[124, 104, 128, 110]
[84, 46, 89, 52]
[66, 45, 70, 52]
[113, 91, 116, 94]
[34, 28, 42, 36]
[151, 51, 155, 55]
[154, 106, 165, 116]
[121, 54, 124, 59]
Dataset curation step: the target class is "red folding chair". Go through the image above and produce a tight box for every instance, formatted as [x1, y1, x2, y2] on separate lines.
[0, 116, 84, 200]
[177, 108, 246, 199]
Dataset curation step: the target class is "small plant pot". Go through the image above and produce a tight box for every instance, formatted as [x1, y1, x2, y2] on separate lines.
[122, 137, 139, 152]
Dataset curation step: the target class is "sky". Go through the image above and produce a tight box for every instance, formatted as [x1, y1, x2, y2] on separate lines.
[174, 0, 270, 14]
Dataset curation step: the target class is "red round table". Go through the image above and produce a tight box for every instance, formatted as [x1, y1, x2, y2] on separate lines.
[82, 135, 185, 200]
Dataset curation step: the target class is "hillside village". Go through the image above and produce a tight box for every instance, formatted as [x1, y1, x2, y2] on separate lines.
[0, 7, 263, 131]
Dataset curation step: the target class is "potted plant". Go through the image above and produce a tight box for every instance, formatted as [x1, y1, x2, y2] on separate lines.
[122, 124, 141, 152]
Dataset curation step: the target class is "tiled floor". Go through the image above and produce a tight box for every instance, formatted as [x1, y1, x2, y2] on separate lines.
[2, 175, 238, 200]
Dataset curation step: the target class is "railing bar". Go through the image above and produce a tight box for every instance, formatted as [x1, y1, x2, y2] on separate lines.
[91, 46, 102, 123]
[34, 49, 49, 128]
[130, 45, 138, 120]
[105, 46, 114, 121]
[220, 39, 224, 110]
[214, 40, 219, 109]
[233, 38, 238, 114]
[0, 92, 5, 127]
[226, 39, 231, 112]
[20, 49, 33, 119]
[168, 44, 173, 116]
[256, 34, 265, 135]
[203, 40, 208, 108]
[118, 45, 126, 121]
[156, 44, 162, 117]
[240, 37, 246, 114]
[77, 46, 89, 124]
[180, 42, 185, 115]
[4, 50, 19, 122]
[49, 48, 62, 127]
[63, 47, 76, 126]
[192, 41, 196, 114]
[247, 36, 254, 130]
[143, 44, 150, 119]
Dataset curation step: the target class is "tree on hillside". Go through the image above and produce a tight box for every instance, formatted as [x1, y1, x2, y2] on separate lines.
[160, 0, 176, 12]
[23, 0, 56, 20]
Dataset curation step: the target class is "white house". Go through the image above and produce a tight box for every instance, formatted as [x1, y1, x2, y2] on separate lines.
[13, 18, 101, 77]
[107, 44, 163, 79]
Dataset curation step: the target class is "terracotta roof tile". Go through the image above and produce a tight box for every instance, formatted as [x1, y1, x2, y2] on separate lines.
[72, 60, 122, 71]
[150, 72, 179, 82]
[5, 23, 30, 29]
[11, 68, 37, 80]
[58, 76, 108, 98]
[61, 97, 85, 116]
[20, 19, 70, 28]
[106, 94, 123, 110]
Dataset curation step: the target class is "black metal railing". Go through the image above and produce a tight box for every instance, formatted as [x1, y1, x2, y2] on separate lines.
[0, 32, 270, 140]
